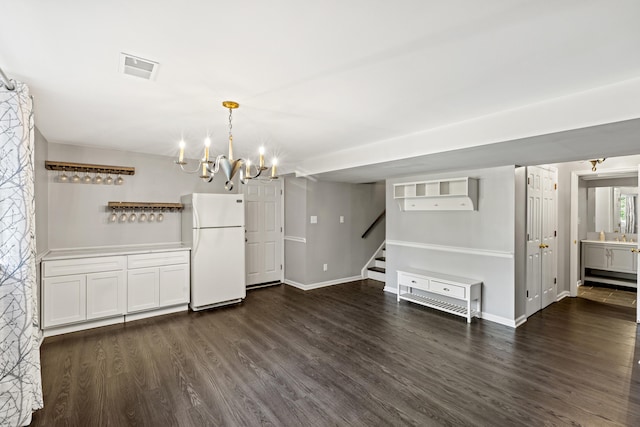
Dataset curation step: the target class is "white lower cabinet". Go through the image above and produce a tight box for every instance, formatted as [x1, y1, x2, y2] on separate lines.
[42, 257, 126, 329]
[126, 252, 189, 314]
[127, 268, 160, 312]
[42, 248, 190, 336]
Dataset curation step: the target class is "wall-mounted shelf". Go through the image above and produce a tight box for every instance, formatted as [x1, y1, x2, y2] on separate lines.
[393, 177, 478, 211]
[45, 161, 135, 175]
[107, 202, 183, 211]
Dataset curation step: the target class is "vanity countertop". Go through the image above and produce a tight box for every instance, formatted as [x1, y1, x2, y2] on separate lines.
[42, 243, 191, 261]
[581, 239, 637, 246]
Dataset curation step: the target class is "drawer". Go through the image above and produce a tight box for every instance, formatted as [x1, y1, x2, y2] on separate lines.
[430, 280, 465, 299]
[43, 256, 126, 277]
[128, 251, 189, 269]
[398, 272, 429, 291]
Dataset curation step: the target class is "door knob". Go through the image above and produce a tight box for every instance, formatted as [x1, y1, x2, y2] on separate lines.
[539, 243, 549, 249]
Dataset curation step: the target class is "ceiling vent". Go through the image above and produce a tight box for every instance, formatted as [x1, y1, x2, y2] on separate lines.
[119, 53, 159, 80]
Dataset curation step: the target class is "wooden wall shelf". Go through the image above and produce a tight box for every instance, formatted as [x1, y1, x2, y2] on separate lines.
[45, 161, 135, 175]
[107, 202, 183, 211]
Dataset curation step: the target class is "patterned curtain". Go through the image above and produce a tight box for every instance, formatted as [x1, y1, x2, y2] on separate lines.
[0, 81, 43, 426]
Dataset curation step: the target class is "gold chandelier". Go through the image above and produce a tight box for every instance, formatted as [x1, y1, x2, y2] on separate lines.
[175, 101, 277, 190]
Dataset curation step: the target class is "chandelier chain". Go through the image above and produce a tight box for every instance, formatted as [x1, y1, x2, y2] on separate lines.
[228, 108, 233, 138]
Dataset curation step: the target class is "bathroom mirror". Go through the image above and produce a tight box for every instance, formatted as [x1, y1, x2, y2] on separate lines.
[587, 186, 638, 234]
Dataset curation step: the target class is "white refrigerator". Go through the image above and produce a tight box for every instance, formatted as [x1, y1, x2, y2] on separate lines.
[181, 193, 246, 311]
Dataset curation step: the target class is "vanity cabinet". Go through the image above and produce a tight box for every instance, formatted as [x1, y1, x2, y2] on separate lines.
[581, 241, 637, 288]
[42, 256, 126, 328]
[397, 269, 482, 323]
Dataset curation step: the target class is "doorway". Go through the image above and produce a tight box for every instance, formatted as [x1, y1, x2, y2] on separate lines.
[569, 166, 640, 322]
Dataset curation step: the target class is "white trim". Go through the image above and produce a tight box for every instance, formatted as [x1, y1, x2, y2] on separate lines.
[556, 290, 570, 302]
[361, 240, 386, 278]
[514, 315, 527, 328]
[284, 236, 306, 243]
[386, 240, 513, 259]
[480, 312, 519, 328]
[383, 285, 397, 294]
[125, 304, 188, 322]
[43, 316, 124, 337]
[284, 275, 362, 291]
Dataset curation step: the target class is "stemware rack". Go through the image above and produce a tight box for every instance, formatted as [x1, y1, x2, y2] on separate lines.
[45, 161, 136, 176]
[107, 202, 183, 224]
[107, 202, 183, 211]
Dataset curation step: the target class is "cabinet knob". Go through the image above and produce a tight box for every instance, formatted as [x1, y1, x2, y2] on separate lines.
[411, 280, 416, 283]
[443, 287, 450, 292]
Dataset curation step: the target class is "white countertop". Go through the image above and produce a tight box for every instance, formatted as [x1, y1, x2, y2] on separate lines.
[42, 243, 191, 261]
[581, 239, 637, 246]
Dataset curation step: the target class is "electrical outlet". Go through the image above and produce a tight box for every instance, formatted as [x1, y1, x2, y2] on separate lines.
[323, 263, 328, 271]
[340, 216, 344, 223]
[310, 216, 318, 224]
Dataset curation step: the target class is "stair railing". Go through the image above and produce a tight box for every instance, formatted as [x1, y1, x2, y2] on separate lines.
[361, 210, 385, 238]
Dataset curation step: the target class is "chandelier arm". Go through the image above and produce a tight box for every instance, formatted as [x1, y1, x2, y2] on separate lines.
[177, 161, 204, 174]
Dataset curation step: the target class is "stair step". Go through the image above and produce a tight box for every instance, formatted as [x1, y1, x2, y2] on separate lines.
[375, 257, 386, 262]
[368, 266, 385, 274]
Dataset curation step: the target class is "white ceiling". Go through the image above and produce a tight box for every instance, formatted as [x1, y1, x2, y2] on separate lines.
[1, 1, 639, 182]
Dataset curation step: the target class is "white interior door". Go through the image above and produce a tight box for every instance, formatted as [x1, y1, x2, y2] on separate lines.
[526, 167, 543, 316]
[637, 164, 640, 323]
[244, 180, 283, 286]
[526, 166, 558, 317]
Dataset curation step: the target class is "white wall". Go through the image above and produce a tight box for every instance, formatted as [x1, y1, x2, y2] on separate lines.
[34, 128, 48, 255]
[46, 143, 235, 249]
[386, 166, 516, 324]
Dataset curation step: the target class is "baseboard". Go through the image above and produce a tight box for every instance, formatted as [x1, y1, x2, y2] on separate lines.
[480, 312, 520, 328]
[556, 290, 570, 301]
[284, 275, 362, 291]
[126, 304, 188, 321]
[383, 286, 397, 294]
[43, 316, 125, 337]
[514, 314, 527, 328]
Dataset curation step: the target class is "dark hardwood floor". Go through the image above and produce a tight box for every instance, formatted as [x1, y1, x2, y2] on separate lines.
[31, 280, 640, 426]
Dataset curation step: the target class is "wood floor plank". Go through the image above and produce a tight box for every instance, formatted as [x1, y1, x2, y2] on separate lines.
[30, 280, 640, 426]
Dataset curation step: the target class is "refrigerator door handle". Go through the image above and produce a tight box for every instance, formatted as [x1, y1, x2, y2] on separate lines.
[194, 227, 200, 255]
[193, 203, 200, 230]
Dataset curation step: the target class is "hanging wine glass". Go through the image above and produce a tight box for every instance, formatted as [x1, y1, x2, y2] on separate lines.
[129, 209, 137, 223]
[116, 174, 124, 185]
[58, 169, 68, 183]
[139, 208, 147, 223]
[83, 169, 92, 183]
[105, 173, 113, 185]
[71, 169, 81, 183]
[94, 170, 103, 184]
[148, 210, 155, 222]
[157, 209, 164, 223]
[109, 208, 118, 223]
[119, 210, 128, 223]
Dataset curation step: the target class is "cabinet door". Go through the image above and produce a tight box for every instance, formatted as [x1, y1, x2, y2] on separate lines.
[159, 264, 190, 307]
[608, 247, 637, 273]
[127, 268, 159, 313]
[583, 245, 607, 269]
[43, 274, 86, 328]
[86, 271, 126, 320]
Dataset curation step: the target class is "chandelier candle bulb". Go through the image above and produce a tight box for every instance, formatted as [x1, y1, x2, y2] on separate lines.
[259, 146, 265, 168]
[272, 159, 277, 178]
[246, 159, 251, 176]
[201, 162, 207, 178]
[204, 137, 211, 162]
[178, 140, 185, 163]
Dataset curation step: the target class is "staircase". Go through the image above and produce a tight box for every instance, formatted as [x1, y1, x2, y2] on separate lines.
[365, 246, 386, 282]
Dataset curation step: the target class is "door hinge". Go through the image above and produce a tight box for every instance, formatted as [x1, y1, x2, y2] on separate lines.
[280, 264, 283, 270]
[281, 227, 283, 232]
[554, 183, 557, 190]
[554, 230, 557, 237]
[554, 277, 557, 284]
[527, 177, 530, 185]
[527, 233, 530, 241]
[280, 189, 283, 195]
[526, 290, 529, 298]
